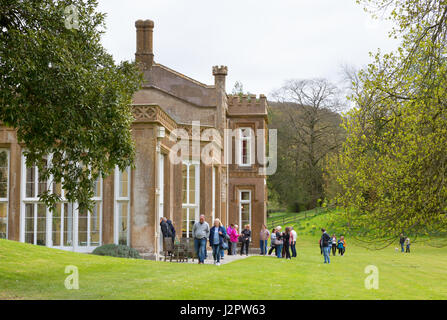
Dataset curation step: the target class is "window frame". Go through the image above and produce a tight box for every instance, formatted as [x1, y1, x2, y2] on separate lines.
[181, 160, 200, 238]
[114, 166, 131, 246]
[0, 149, 9, 239]
[239, 189, 252, 229]
[237, 127, 254, 167]
[20, 152, 103, 252]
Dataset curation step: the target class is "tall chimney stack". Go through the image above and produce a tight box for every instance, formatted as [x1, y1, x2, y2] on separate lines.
[135, 19, 154, 70]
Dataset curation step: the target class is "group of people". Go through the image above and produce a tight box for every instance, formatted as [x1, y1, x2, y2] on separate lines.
[320, 229, 347, 264]
[162, 215, 413, 267]
[266, 226, 297, 259]
[191, 215, 254, 265]
[193, 217, 304, 264]
[162, 215, 339, 265]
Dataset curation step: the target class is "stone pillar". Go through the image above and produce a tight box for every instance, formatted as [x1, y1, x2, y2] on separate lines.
[102, 173, 114, 245]
[8, 142, 21, 241]
[212, 66, 228, 133]
[131, 125, 157, 255]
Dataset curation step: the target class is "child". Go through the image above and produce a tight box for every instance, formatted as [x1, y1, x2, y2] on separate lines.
[337, 236, 345, 256]
[331, 234, 337, 256]
[405, 237, 410, 253]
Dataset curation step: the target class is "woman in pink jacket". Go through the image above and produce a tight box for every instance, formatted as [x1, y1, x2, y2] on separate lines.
[230, 224, 239, 256]
[226, 224, 234, 255]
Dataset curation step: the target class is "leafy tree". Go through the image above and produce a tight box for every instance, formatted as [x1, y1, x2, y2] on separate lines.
[328, 0, 447, 246]
[0, 0, 142, 212]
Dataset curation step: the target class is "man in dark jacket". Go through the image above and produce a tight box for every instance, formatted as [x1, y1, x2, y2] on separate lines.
[160, 217, 169, 238]
[167, 219, 176, 243]
[321, 228, 331, 264]
[160, 217, 171, 254]
[240, 225, 251, 256]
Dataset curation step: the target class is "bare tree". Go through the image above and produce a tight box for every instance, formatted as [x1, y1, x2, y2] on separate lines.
[271, 78, 345, 208]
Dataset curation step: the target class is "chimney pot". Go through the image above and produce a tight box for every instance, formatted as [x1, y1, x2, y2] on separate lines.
[135, 19, 154, 69]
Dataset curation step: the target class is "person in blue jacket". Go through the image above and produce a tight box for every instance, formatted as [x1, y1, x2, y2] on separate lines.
[209, 218, 227, 266]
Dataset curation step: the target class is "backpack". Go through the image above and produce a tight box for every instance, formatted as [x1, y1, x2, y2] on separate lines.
[321, 233, 330, 247]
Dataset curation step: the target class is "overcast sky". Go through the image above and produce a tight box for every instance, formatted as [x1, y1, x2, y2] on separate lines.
[97, 0, 398, 98]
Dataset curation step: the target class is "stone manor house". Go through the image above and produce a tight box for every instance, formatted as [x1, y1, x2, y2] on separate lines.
[0, 19, 268, 258]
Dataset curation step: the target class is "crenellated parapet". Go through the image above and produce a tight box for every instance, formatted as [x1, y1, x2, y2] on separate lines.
[212, 65, 228, 76]
[226, 94, 268, 118]
[227, 94, 267, 107]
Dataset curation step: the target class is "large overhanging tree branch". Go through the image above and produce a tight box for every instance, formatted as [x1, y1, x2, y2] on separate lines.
[0, 0, 143, 212]
[330, 0, 447, 248]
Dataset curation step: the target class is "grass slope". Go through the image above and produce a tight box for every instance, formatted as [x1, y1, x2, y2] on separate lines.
[1, 235, 447, 300]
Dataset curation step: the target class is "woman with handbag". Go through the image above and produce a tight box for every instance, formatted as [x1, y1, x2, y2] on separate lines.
[221, 228, 230, 260]
[275, 226, 283, 258]
[209, 218, 227, 266]
[268, 228, 277, 255]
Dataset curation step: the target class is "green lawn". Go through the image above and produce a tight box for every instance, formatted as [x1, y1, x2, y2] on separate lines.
[1, 235, 447, 299]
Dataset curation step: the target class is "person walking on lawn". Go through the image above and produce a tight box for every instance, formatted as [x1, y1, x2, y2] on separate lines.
[240, 224, 252, 256]
[209, 218, 226, 266]
[321, 228, 331, 264]
[290, 227, 297, 257]
[405, 237, 411, 253]
[192, 215, 210, 264]
[331, 234, 337, 256]
[399, 234, 406, 253]
[259, 224, 270, 255]
[337, 236, 346, 256]
[230, 224, 239, 256]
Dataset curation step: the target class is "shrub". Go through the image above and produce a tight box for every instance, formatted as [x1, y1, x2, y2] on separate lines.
[92, 244, 141, 259]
